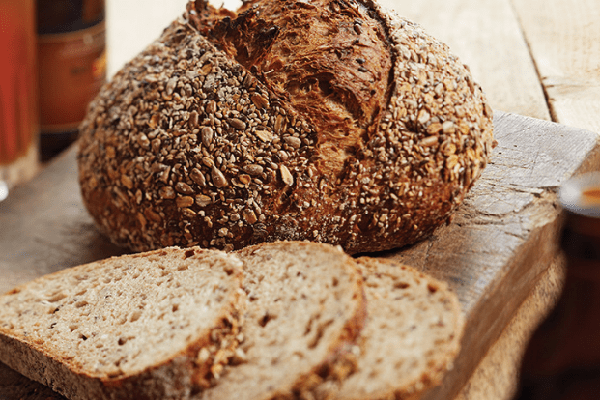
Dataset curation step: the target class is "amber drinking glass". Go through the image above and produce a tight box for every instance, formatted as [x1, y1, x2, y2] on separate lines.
[0, 0, 39, 199]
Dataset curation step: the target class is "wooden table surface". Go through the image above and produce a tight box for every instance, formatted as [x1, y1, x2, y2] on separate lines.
[1, 1, 599, 399]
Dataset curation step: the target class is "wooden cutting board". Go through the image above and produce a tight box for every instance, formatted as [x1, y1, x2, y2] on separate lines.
[0, 111, 599, 399]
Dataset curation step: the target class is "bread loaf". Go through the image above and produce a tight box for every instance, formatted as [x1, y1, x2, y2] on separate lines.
[77, 0, 494, 254]
[0, 247, 245, 400]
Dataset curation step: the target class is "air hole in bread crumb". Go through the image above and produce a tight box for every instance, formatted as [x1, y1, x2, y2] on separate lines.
[221, 317, 233, 329]
[178, 265, 189, 271]
[184, 249, 195, 258]
[332, 277, 339, 287]
[130, 310, 143, 322]
[172, 304, 180, 312]
[79, 333, 88, 341]
[48, 306, 61, 314]
[308, 320, 334, 349]
[75, 300, 89, 308]
[223, 266, 235, 275]
[46, 292, 67, 302]
[118, 337, 128, 345]
[427, 283, 439, 293]
[394, 282, 410, 289]
[259, 312, 273, 328]
[69, 324, 78, 331]
[304, 316, 315, 335]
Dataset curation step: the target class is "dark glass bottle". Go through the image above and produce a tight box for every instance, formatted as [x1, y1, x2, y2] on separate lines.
[37, 0, 106, 161]
[515, 172, 600, 400]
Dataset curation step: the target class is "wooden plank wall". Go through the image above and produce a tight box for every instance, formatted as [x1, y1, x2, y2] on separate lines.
[106, 0, 190, 77]
[511, 0, 600, 133]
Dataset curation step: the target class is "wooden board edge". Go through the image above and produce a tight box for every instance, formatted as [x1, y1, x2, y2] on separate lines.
[422, 116, 600, 400]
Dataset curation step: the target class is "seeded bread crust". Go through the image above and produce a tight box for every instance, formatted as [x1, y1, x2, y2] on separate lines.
[199, 241, 367, 400]
[315, 257, 464, 400]
[77, 0, 494, 254]
[0, 247, 246, 400]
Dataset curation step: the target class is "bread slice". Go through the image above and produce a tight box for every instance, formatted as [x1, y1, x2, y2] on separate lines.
[199, 242, 367, 400]
[0, 246, 245, 400]
[317, 257, 464, 400]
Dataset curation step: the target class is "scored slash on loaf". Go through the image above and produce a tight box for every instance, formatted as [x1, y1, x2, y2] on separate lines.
[0, 242, 464, 400]
[77, 0, 494, 254]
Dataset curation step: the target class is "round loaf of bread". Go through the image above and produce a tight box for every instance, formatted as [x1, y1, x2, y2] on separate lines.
[77, 0, 494, 254]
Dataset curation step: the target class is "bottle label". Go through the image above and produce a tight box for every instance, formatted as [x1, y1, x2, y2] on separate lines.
[38, 20, 106, 133]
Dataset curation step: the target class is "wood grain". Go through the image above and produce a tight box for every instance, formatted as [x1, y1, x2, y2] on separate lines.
[379, 0, 551, 121]
[1, 112, 598, 399]
[511, 0, 600, 133]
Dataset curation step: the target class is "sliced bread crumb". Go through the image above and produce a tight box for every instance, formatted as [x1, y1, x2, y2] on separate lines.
[0, 246, 246, 400]
[199, 242, 367, 400]
[320, 256, 464, 400]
